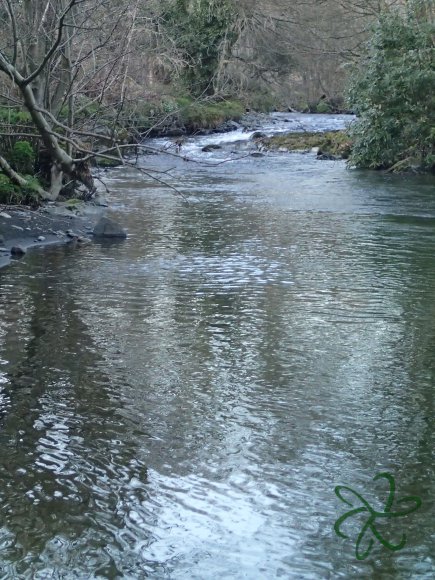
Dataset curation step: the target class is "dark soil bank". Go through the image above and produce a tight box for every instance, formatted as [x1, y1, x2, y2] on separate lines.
[0, 202, 107, 270]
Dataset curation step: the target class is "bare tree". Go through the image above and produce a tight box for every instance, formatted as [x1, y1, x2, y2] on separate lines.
[218, 0, 405, 107]
[0, 0, 140, 200]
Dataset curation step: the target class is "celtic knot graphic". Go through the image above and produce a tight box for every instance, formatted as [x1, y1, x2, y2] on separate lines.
[334, 472, 422, 560]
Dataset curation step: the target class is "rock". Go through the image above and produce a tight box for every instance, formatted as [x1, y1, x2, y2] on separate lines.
[77, 236, 92, 245]
[230, 140, 252, 151]
[278, 147, 289, 153]
[215, 120, 241, 133]
[66, 230, 79, 238]
[92, 217, 127, 239]
[317, 151, 340, 160]
[11, 225, 24, 231]
[37, 236, 46, 242]
[93, 194, 109, 207]
[0, 212, 11, 219]
[250, 152, 265, 158]
[202, 144, 222, 152]
[11, 246, 26, 257]
[0, 235, 4, 245]
[251, 132, 267, 140]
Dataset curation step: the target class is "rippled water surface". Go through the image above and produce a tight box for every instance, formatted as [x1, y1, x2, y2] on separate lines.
[1, 115, 435, 578]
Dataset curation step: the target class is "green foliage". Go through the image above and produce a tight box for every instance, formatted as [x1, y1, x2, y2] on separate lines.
[122, 94, 244, 132]
[0, 107, 31, 124]
[348, 2, 435, 172]
[316, 101, 333, 114]
[75, 97, 103, 119]
[0, 173, 40, 205]
[175, 96, 193, 109]
[245, 92, 279, 113]
[177, 99, 244, 129]
[163, 0, 238, 96]
[120, 101, 159, 131]
[0, 174, 13, 201]
[8, 141, 36, 174]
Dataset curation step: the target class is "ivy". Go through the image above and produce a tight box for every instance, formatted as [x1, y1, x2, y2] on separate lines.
[7, 141, 36, 174]
[162, 0, 238, 96]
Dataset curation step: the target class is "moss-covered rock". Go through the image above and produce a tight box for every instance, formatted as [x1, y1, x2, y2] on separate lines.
[177, 99, 245, 131]
[260, 130, 352, 159]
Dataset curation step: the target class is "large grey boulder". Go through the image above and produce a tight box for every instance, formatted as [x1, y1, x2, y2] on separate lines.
[92, 217, 127, 239]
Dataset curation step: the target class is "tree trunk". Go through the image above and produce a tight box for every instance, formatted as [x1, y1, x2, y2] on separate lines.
[0, 154, 50, 199]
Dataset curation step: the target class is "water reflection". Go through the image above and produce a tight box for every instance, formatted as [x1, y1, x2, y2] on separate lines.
[1, 125, 435, 577]
[0, 254, 149, 577]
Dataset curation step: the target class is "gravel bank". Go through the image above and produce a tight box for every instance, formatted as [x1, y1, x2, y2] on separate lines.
[0, 201, 107, 270]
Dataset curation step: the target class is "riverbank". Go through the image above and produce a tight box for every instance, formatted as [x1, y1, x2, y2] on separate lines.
[0, 200, 109, 270]
[0, 116, 347, 270]
[258, 130, 352, 159]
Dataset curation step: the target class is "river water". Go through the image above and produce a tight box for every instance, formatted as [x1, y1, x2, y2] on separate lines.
[1, 114, 435, 578]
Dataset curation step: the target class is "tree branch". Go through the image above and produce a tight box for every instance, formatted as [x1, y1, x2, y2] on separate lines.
[23, 0, 78, 86]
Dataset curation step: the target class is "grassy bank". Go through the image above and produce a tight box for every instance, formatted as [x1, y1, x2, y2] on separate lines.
[260, 130, 352, 159]
[121, 96, 245, 135]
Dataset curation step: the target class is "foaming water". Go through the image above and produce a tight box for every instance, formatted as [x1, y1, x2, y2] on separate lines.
[1, 114, 435, 578]
[151, 112, 354, 160]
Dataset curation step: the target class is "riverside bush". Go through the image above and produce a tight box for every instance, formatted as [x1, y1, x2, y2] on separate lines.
[0, 107, 31, 124]
[348, 1, 435, 172]
[8, 141, 36, 174]
[0, 173, 40, 205]
[162, 0, 237, 96]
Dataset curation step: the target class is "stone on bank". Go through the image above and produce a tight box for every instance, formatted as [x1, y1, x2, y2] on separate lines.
[92, 217, 127, 239]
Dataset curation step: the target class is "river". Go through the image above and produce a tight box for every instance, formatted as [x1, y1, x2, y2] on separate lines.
[0, 114, 434, 578]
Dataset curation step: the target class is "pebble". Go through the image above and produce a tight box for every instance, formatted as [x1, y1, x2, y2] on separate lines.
[0, 212, 11, 219]
[37, 236, 46, 241]
[11, 224, 24, 231]
[10, 246, 26, 257]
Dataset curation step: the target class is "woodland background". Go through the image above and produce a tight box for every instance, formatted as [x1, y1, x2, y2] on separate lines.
[0, 0, 433, 202]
